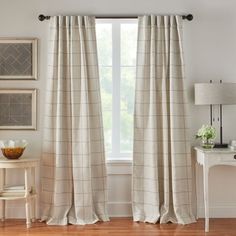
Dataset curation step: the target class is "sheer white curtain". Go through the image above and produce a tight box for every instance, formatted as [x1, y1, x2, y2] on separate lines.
[41, 16, 109, 225]
[132, 15, 195, 224]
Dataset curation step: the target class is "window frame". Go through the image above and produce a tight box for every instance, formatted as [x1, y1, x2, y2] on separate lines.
[96, 19, 138, 160]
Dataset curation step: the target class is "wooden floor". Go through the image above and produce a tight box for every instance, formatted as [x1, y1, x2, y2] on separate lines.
[1, 218, 236, 236]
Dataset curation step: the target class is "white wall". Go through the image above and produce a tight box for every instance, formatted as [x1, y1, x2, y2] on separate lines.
[1, 0, 236, 219]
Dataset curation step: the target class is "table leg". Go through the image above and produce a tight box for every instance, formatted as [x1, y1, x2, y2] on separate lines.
[203, 166, 209, 232]
[1, 169, 5, 222]
[195, 162, 199, 220]
[30, 198, 35, 223]
[31, 167, 36, 222]
[25, 168, 31, 228]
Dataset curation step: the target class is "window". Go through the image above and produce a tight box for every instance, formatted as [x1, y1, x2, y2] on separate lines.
[96, 19, 138, 160]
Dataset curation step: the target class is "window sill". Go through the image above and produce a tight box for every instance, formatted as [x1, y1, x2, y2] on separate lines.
[106, 159, 132, 164]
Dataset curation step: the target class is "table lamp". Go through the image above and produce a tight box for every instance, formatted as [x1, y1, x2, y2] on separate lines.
[194, 82, 236, 148]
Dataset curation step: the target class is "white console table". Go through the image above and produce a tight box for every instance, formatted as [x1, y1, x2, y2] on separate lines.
[195, 147, 236, 232]
[0, 157, 39, 228]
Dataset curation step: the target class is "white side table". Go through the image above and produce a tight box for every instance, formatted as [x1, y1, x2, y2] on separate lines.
[0, 157, 39, 228]
[195, 147, 236, 232]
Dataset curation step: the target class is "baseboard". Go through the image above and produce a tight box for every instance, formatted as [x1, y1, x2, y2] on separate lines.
[198, 205, 236, 218]
[6, 204, 236, 219]
[3, 202, 133, 219]
[3, 206, 28, 219]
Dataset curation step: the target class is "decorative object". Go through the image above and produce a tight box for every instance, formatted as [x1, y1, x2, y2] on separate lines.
[201, 140, 215, 149]
[0, 38, 38, 80]
[0, 140, 28, 159]
[196, 125, 216, 149]
[1, 147, 25, 159]
[194, 82, 236, 148]
[195, 147, 236, 232]
[229, 140, 236, 151]
[0, 89, 37, 130]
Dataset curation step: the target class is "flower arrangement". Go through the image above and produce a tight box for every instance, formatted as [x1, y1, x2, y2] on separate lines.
[196, 125, 216, 148]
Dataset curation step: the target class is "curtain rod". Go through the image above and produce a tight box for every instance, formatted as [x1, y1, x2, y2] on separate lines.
[38, 14, 193, 21]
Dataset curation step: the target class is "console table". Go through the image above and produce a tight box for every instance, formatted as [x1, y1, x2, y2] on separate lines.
[0, 157, 39, 228]
[195, 147, 236, 232]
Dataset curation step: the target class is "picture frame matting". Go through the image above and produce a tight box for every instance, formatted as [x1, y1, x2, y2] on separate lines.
[0, 89, 37, 130]
[0, 38, 38, 80]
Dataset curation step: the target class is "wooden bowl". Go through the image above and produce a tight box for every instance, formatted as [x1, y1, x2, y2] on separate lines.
[1, 147, 25, 160]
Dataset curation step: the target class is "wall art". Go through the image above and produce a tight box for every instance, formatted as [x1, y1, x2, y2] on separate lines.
[0, 89, 37, 129]
[0, 38, 38, 80]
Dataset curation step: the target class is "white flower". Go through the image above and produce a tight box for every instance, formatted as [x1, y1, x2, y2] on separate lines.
[196, 125, 216, 141]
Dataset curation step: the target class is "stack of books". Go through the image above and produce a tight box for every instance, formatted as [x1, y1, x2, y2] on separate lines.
[229, 140, 236, 151]
[0, 185, 26, 197]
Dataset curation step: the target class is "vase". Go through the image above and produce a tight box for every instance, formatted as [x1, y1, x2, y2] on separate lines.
[201, 139, 215, 149]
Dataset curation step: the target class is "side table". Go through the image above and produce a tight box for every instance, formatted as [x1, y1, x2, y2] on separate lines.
[195, 146, 236, 232]
[0, 157, 39, 228]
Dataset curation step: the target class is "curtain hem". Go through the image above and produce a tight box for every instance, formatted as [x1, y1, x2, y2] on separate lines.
[133, 214, 160, 224]
[133, 213, 196, 225]
[41, 215, 110, 225]
[41, 216, 68, 225]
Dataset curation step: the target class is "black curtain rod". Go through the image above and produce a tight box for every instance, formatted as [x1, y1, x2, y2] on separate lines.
[38, 14, 193, 21]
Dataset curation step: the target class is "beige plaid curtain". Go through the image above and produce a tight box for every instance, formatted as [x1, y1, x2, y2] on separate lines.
[41, 16, 109, 225]
[132, 15, 195, 224]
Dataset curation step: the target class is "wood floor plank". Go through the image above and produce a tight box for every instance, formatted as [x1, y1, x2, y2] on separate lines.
[0, 218, 236, 235]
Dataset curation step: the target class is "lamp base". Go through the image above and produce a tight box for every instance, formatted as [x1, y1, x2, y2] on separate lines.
[214, 143, 228, 148]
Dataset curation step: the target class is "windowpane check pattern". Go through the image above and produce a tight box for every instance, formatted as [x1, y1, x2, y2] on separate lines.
[132, 15, 195, 225]
[41, 16, 109, 225]
[96, 19, 138, 159]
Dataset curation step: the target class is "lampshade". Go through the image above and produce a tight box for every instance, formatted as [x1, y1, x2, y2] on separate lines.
[194, 83, 236, 105]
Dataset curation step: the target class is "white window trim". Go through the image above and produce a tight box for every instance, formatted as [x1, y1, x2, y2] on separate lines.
[112, 20, 121, 159]
[96, 19, 137, 161]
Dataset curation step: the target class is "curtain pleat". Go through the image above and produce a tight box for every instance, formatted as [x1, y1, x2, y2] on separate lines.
[41, 16, 109, 225]
[132, 15, 196, 224]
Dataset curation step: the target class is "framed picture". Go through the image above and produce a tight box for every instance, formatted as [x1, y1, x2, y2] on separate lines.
[0, 89, 37, 130]
[0, 38, 38, 80]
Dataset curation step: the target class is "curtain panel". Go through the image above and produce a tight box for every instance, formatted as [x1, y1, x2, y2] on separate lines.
[132, 15, 195, 224]
[41, 16, 109, 225]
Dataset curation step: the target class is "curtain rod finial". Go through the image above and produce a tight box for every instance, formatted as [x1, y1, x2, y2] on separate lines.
[38, 14, 50, 21]
[182, 14, 193, 21]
